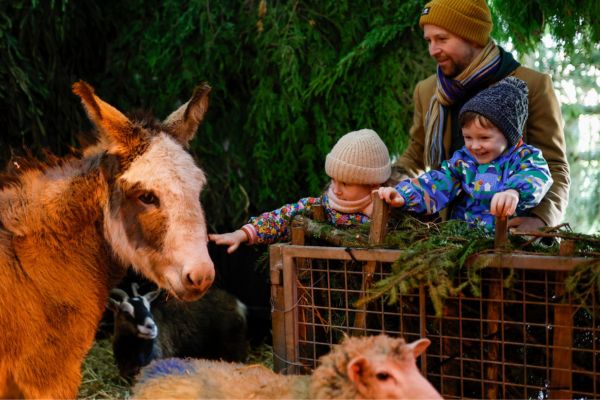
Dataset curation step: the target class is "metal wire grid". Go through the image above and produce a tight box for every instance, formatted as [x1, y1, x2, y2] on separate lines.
[272, 246, 599, 399]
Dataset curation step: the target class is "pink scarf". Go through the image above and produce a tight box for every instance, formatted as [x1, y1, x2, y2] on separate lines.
[326, 187, 373, 217]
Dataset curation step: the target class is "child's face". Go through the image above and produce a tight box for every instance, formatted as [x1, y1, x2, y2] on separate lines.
[330, 179, 374, 201]
[462, 119, 508, 164]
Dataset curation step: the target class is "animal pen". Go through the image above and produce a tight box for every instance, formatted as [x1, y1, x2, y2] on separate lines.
[270, 199, 600, 399]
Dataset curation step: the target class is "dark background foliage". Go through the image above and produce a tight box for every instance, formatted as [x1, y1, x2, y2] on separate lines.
[1, 0, 598, 232]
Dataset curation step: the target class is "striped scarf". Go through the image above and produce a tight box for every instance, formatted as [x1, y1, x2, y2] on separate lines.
[424, 41, 501, 168]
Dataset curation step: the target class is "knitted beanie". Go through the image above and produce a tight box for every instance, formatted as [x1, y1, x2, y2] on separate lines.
[419, 0, 492, 47]
[459, 76, 529, 147]
[325, 129, 391, 185]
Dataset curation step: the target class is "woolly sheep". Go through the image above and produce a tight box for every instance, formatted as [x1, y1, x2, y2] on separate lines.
[131, 334, 442, 399]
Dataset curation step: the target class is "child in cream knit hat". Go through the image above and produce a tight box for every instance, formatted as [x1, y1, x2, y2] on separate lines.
[210, 129, 391, 253]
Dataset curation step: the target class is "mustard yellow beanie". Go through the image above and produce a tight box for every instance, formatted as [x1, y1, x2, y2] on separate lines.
[419, 0, 492, 47]
[325, 129, 391, 185]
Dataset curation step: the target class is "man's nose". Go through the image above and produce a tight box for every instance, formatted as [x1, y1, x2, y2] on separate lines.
[429, 43, 440, 57]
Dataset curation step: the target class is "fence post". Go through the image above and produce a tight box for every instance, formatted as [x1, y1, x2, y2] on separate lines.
[270, 244, 287, 373]
[352, 195, 389, 334]
[485, 216, 508, 398]
[550, 240, 575, 399]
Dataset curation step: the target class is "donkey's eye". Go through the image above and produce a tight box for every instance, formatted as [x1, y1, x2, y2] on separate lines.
[375, 372, 391, 381]
[138, 192, 159, 206]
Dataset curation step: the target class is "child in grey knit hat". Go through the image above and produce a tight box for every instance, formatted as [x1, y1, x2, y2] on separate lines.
[210, 129, 392, 253]
[377, 77, 553, 232]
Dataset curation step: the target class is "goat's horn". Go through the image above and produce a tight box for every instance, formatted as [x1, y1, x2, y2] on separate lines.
[110, 288, 129, 301]
[131, 282, 140, 297]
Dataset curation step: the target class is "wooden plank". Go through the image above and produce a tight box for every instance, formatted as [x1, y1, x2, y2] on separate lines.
[419, 284, 428, 376]
[494, 216, 508, 249]
[282, 254, 299, 374]
[485, 217, 507, 398]
[475, 254, 589, 271]
[312, 204, 326, 222]
[551, 240, 575, 399]
[290, 220, 308, 350]
[353, 196, 389, 334]
[485, 269, 502, 399]
[282, 245, 402, 262]
[279, 245, 592, 271]
[269, 244, 287, 373]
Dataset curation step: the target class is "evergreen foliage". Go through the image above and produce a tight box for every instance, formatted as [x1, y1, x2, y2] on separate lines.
[490, 0, 600, 55]
[1, 0, 599, 231]
[303, 214, 600, 317]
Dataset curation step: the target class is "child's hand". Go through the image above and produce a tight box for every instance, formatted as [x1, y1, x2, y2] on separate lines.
[208, 230, 248, 254]
[490, 189, 519, 218]
[375, 187, 405, 207]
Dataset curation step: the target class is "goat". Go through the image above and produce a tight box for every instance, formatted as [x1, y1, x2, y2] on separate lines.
[131, 334, 442, 399]
[0, 81, 215, 398]
[108, 282, 248, 379]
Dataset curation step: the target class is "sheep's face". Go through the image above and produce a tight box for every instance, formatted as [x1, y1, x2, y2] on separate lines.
[346, 337, 442, 399]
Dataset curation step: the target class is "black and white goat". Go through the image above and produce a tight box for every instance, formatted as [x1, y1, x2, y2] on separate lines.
[108, 283, 248, 379]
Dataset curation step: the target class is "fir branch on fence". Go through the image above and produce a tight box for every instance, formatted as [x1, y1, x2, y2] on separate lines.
[300, 214, 600, 317]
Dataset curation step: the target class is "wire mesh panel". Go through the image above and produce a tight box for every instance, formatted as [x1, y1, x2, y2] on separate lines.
[270, 243, 600, 399]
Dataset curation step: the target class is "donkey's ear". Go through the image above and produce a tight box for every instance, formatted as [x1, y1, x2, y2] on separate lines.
[72, 81, 135, 152]
[163, 82, 211, 147]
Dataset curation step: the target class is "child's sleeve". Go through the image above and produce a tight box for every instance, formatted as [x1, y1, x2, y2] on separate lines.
[395, 157, 463, 214]
[503, 147, 553, 212]
[242, 197, 320, 245]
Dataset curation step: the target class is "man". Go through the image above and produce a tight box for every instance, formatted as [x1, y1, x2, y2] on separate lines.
[392, 0, 570, 231]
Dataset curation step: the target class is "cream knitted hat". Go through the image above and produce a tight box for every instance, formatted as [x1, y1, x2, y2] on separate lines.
[325, 129, 391, 185]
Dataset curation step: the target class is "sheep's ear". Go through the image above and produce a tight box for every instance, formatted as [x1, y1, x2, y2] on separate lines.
[405, 338, 431, 358]
[347, 356, 370, 397]
[163, 82, 211, 147]
[72, 81, 139, 156]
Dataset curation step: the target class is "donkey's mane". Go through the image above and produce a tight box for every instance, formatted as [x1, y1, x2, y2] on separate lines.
[0, 109, 168, 191]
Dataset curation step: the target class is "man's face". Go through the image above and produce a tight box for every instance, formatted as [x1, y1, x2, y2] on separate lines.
[423, 24, 480, 78]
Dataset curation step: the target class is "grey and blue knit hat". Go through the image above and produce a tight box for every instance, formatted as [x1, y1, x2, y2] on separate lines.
[459, 76, 529, 147]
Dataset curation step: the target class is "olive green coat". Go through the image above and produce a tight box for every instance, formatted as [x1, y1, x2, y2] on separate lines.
[393, 66, 570, 227]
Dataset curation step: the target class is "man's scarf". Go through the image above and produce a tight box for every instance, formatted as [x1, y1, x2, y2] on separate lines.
[424, 41, 501, 168]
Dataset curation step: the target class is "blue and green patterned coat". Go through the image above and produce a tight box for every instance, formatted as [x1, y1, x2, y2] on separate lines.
[243, 194, 370, 245]
[395, 143, 553, 231]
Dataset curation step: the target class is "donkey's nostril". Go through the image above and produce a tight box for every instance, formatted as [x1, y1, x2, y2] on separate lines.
[186, 272, 203, 287]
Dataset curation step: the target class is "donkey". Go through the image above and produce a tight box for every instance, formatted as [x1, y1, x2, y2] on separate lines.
[0, 81, 215, 398]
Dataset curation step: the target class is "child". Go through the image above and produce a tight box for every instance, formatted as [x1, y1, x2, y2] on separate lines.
[210, 129, 391, 253]
[377, 77, 553, 231]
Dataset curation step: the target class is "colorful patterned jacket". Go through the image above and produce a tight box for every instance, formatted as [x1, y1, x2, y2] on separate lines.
[393, 65, 569, 226]
[241, 194, 370, 245]
[395, 142, 553, 231]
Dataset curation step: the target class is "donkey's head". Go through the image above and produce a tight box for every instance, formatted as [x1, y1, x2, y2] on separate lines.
[73, 81, 214, 301]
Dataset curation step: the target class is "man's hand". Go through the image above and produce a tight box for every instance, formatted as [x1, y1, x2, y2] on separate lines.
[209, 230, 248, 254]
[507, 216, 546, 232]
[490, 189, 519, 218]
[375, 187, 405, 207]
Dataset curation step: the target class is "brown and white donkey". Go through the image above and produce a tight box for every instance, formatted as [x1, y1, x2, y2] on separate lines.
[0, 81, 215, 398]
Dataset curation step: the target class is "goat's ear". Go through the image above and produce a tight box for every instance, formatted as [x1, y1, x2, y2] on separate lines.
[72, 81, 139, 155]
[163, 82, 211, 147]
[144, 290, 161, 304]
[405, 338, 431, 358]
[107, 298, 120, 312]
[347, 356, 370, 397]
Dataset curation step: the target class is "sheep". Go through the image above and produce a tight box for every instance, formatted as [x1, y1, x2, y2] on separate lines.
[108, 282, 248, 380]
[131, 334, 442, 399]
